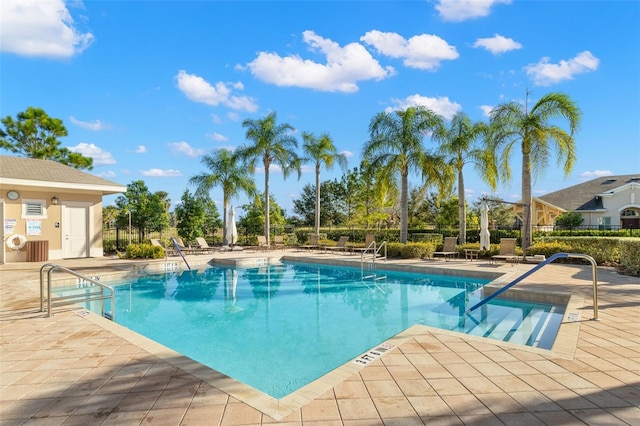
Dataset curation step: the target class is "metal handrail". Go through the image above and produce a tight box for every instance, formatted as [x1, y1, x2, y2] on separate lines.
[170, 237, 191, 270]
[466, 253, 599, 320]
[360, 240, 387, 275]
[40, 263, 115, 320]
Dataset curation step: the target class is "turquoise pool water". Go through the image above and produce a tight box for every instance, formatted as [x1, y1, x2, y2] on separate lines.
[78, 261, 564, 399]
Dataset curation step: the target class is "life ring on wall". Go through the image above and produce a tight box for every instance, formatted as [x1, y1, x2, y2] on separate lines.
[6, 234, 27, 250]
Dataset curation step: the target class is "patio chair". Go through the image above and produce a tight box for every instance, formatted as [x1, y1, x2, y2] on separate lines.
[195, 237, 219, 254]
[325, 236, 351, 254]
[353, 233, 376, 254]
[170, 237, 203, 255]
[150, 238, 176, 256]
[272, 235, 285, 250]
[298, 234, 321, 251]
[491, 238, 519, 265]
[256, 235, 271, 250]
[433, 236, 458, 261]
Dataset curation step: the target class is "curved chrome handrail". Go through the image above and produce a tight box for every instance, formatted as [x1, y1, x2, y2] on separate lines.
[466, 253, 599, 320]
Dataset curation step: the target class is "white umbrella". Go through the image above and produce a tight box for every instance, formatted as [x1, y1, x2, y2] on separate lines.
[227, 205, 238, 246]
[480, 199, 491, 251]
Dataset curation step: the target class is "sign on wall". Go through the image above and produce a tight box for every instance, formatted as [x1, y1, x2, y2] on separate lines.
[26, 219, 42, 236]
[4, 218, 16, 234]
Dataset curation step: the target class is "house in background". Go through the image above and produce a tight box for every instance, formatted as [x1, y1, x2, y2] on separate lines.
[512, 174, 640, 230]
[0, 156, 126, 264]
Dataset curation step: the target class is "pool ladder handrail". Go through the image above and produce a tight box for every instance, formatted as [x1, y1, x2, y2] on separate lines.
[466, 253, 599, 320]
[360, 240, 387, 274]
[40, 263, 115, 320]
[170, 237, 191, 270]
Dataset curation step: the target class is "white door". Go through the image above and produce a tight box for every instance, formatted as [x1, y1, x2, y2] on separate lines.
[63, 204, 88, 258]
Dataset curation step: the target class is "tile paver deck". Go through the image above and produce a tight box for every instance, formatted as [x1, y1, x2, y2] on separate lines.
[1, 250, 639, 425]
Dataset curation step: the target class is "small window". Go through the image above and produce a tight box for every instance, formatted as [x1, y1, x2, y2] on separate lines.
[22, 199, 47, 219]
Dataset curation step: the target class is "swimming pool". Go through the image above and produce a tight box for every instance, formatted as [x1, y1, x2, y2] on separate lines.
[76, 260, 564, 399]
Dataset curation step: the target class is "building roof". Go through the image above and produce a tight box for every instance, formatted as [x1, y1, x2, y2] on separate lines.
[539, 174, 640, 211]
[0, 155, 126, 195]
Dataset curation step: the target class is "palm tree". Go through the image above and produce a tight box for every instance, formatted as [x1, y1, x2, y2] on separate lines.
[301, 131, 348, 236]
[363, 106, 450, 244]
[189, 148, 256, 245]
[433, 112, 495, 244]
[490, 91, 581, 251]
[235, 112, 301, 245]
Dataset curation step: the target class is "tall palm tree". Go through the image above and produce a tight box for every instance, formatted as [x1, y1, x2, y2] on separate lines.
[490, 91, 581, 250]
[363, 106, 450, 244]
[433, 112, 495, 244]
[189, 148, 256, 245]
[301, 131, 348, 236]
[235, 112, 300, 245]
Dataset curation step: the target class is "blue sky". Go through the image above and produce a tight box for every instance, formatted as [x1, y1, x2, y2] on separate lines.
[1, 0, 639, 216]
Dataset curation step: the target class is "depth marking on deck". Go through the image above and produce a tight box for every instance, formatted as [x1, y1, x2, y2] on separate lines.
[353, 343, 394, 365]
[566, 312, 581, 322]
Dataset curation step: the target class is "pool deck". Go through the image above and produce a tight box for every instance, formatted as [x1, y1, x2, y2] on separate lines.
[1, 249, 639, 425]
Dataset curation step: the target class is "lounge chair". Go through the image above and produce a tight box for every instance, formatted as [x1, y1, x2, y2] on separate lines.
[433, 236, 458, 261]
[325, 236, 351, 254]
[298, 234, 321, 251]
[491, 238, 519, 265]
[195, 237, 220, 254]
[150, 238, 176, 256]
[272, 235, 285, 250]
[256, 235, 271, 250]
[353, 233, 376, 254]
[171, 237, 203, 255]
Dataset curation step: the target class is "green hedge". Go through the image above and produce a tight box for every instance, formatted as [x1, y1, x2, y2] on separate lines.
[125, 243, 165, 259]
[534, 236, 621, 265]
[619, 240, 640, 276]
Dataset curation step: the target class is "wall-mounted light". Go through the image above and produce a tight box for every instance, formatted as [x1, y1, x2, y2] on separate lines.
[51, 196, 59, 205]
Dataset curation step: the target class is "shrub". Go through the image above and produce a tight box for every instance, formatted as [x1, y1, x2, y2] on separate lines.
[534, 236, 620, 265]
[125, 243, 165, 259]
[527, 241, 573, 258]
[619, 240, 640, 276]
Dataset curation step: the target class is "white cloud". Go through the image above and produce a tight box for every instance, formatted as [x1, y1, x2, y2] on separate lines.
[167, 141, 205, 157]
[69, 116, 111, 131]
[341, 150, 354, 158]
[206, 132, 228, 142]
[95, 170, 116, 178]
[141, 168, 182, 177]
[175, 70, 258, 112]
[244, 30, 395, 93]
[67, 142, 116, 165]
[525, 51, 599, 86]
[361, 31, 458, 71]
[0, 0, 94, 58]
[472, 34, 522, 54]
[211, 114, 222, 124]
[581, 170, 613, 179]
[479, 105, 494, 117]
[436, 0, 511, 22]
[387, 94, 462, 120]
[300, 165, 314, 174]
[135, 145, 147, 153]
[227, 112, 241, 121]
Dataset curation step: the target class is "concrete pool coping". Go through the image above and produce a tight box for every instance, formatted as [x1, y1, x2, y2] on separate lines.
[2, 250, 639, 424]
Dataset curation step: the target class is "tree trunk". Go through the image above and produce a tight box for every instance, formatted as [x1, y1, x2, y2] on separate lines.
[458, 167, 466, 244]
[315, 162, 320, 236]
[222, 197, 228, 246]
[264, 159, 270, 246]
[521, 141, 532, 252]
[400, 171, 409, 243]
